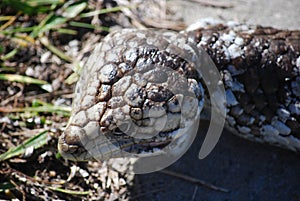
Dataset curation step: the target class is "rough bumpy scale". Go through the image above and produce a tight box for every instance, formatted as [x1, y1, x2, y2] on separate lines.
[58, 22, 300, 161]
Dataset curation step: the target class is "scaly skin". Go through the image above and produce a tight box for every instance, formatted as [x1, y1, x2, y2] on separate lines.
[58, 22, 300, 161]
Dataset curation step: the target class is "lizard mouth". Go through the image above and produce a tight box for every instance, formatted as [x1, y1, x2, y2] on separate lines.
[58, 112, 200, 162]
[105, 125, 179, 154]
[97, 93, 202, 160]
[58, 83, 203, 161]
[57, 125, 176, 162]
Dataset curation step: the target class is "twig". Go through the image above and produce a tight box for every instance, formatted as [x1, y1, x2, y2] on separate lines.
[119, 6, 146, 29]
[142, 18, 187, 30]
[187, 0, 234, 9]
[0, 12, 21, 31]
[191, 186, 199, 201]
[22, 90, 74, 101]
[160, 169, 229, 192]
[130, 187, 167, 200]
[0, 83, 23, 106]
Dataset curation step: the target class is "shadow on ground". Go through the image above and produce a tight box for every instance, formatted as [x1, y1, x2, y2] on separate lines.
[132, 122, 300, 201]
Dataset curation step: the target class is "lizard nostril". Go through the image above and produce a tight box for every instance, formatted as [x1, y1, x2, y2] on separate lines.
[58, 125, 85, 157]
[62, 126, 83, 146]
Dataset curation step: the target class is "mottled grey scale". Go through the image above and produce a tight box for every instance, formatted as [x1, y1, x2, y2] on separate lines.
[98, 63, 119, 84]
[111, 76, 132, 96]
[119, 62, 133, 74]
[230, 105, 244, 117]
[58, 22, 300, 162]
[292, 77, 300, 98]
[124, 84, 146, 107]
[132, 73, 148, 87]
[97, 84, 111, 101]
[190, 23, 300, 150]
[147, 85, 173, 102]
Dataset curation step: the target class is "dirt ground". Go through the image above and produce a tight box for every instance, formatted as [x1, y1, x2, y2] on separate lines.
[133, 1, 300, 201]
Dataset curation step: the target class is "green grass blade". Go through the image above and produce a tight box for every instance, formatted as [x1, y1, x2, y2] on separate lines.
[31, 14, 67, 38]
[42, 16, 68, 31]
[0, 26, 37, 35]
[26, 0, 64, 7]
[0, 105, 71, 115]
[30, 13, 54, 38]
[0, 74, 48, 85]
[1, 0, 35, 14]
[1, 0, 50, 14]
[62, 2, 87, 18]
[0, 66, 16, 72]
[79, 6, 126, 18]
[57, 28, 77, 35]
[69, 21, 110, 32]
[65, 72, 79, 85]
[48, 186, 90, 195]
[0, 130, 49, 162]
[0, 49, 18, 60]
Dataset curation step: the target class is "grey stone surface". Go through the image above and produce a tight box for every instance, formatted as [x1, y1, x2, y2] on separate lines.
[176, 0, 300, 30]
